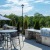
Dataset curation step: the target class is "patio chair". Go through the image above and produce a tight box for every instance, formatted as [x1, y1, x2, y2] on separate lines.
[0, 33, 4, 41]
[10, 31, 21, 50]
[0, 33, 4, 49]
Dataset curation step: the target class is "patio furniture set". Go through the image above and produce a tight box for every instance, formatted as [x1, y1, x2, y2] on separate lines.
[0, 24, 22, 50]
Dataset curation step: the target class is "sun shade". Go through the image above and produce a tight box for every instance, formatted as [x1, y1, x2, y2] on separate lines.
[0, 15, 11, 20]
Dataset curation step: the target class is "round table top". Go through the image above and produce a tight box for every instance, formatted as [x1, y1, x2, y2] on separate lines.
[0, 30, 17, 33]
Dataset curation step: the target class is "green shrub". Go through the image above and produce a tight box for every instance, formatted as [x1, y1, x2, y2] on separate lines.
[23, 20, 28, 35]
[34, 20, 40, 30]
[24, 20, 28, 29]
[17, 21, 20, 32]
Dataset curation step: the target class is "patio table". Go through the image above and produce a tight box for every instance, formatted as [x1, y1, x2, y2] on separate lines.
[0, 30, 17, 50]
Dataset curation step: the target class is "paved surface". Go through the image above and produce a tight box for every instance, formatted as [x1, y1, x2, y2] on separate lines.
[18, 35, 50, 50]
[22, 39, 50, 50]
[0, 35, 50, 50]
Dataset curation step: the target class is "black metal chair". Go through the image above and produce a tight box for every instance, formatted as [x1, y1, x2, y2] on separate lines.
[0, 33, 4, 42]
[0, 33, 4, 50]
[10, 31, 20, 50]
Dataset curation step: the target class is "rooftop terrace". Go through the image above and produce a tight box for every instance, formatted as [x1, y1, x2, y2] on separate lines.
[0, 35, 50, 50]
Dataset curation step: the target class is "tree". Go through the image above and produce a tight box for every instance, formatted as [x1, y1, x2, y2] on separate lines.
[28, 16, 34, 28]
[34, 20, 40, 30]
[24, 20, 28, 29]
[23, 20, 28, 34]
[39, 17, 46, 27]
[17, 21, 20, 32]
[34, 13, 44, 21]
[7, 14, 19, 26]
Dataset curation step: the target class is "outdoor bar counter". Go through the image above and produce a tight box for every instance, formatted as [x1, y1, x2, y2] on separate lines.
[25, 29, 41, 39]
[25, 28, 50, 46]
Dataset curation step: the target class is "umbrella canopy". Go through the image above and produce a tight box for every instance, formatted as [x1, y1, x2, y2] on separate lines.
[0, 15, 11, 20]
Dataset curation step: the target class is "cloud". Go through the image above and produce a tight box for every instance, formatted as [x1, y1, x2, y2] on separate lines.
[0, 0, 33, 15]
[0, 4, 13, 7]
[34, 0, 50, 4]
[44, 1, 50, 4]
[6, 0, 29, 6]
[0, 0, 50, 16]
[0, 7, 22, 15]
[35, 0, 44, 3]
[0, 6, 32, 15]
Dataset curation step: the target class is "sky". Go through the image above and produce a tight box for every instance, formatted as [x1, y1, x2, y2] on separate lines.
[0, 0, 50, 16]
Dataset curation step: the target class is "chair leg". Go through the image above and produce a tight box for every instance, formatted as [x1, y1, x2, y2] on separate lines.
[22, 34, 24, 47]
[18, 35, 21, 50]
[10, 38, 13, 50]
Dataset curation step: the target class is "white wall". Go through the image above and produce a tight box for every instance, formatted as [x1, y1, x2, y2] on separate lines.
[42, 36, 50, 46]
[25, 30, 28, 39]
